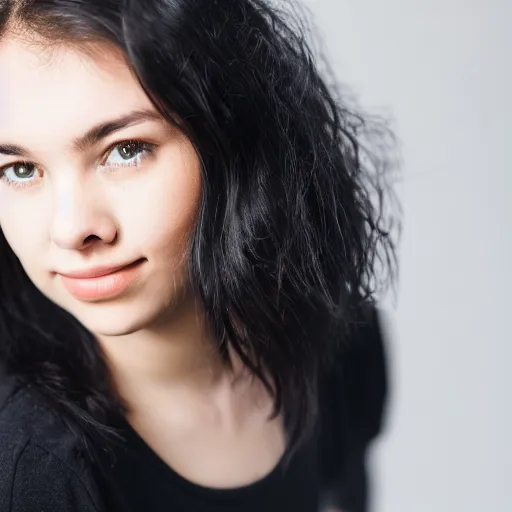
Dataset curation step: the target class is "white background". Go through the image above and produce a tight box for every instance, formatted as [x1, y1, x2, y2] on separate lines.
[302, 1, 511, 510]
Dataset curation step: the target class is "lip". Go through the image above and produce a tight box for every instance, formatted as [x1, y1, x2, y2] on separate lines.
[58, 261, 140, 279]
[57, 259, 145, 301]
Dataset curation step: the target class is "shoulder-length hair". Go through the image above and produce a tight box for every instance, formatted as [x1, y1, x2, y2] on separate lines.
[0, 0, 400, 462]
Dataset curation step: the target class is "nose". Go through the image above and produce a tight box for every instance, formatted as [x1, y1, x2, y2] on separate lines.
[49, 181, 117, 250]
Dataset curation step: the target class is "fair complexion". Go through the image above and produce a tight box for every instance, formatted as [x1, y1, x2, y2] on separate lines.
[0, 36, 285, 488]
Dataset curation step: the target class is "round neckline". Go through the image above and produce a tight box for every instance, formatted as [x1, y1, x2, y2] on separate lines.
[116, 414, 290, 502]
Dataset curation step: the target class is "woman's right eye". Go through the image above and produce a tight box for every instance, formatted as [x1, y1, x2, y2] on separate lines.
[0, 162, 40, 188]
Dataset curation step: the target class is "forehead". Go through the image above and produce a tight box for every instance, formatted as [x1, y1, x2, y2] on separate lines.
[0, 37, 152, 148]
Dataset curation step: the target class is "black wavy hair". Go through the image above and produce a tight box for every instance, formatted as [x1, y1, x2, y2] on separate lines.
[0, 0, 400, 462]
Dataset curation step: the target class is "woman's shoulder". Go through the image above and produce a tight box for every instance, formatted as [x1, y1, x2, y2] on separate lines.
[0, 372, 102, 512]
[0, 371, 77, 459]
[318, 303, 388, 443]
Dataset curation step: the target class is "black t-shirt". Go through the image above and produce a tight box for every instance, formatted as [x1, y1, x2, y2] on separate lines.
[94, 415, 321, 512]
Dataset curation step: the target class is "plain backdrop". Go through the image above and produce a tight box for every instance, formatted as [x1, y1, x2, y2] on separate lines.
[301, 0, 511, 511]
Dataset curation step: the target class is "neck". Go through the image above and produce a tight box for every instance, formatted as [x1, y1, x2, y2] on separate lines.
[96, 294, 247, 413]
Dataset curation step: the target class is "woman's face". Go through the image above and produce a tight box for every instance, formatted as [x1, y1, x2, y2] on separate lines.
[0, 37, 202, 336]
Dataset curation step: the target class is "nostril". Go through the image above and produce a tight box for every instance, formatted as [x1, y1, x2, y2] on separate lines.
[84, 235, 101, 245]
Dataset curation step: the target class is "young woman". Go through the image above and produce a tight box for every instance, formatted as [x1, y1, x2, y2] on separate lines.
[0, 0, 399, 511]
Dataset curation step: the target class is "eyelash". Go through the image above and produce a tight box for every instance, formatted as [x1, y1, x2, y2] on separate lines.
[0, 139, 157, 189]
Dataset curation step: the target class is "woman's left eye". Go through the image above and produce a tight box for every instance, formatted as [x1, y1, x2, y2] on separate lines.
[102, 140, 156, 168]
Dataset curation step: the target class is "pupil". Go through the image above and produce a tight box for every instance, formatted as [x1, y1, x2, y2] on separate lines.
[121, 143, 138, 159]
[15, 164, 34, 179]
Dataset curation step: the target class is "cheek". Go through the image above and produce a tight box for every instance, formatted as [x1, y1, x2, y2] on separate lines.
[0, 199, 43, 267]
[122, 158, 201, 260]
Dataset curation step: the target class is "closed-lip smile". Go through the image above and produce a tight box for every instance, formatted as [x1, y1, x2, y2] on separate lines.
[57, 259, 145, 301]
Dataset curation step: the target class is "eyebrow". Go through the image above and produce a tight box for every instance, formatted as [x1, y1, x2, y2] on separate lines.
[0, 108, 164, 158]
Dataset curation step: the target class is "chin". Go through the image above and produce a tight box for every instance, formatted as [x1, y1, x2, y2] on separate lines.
[84, 318, 147, 338]
[66, 298, 167, 338]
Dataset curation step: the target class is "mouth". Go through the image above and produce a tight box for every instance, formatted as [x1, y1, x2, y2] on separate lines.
[58, 259, 145, 279]
[58, 258, 146, 301]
